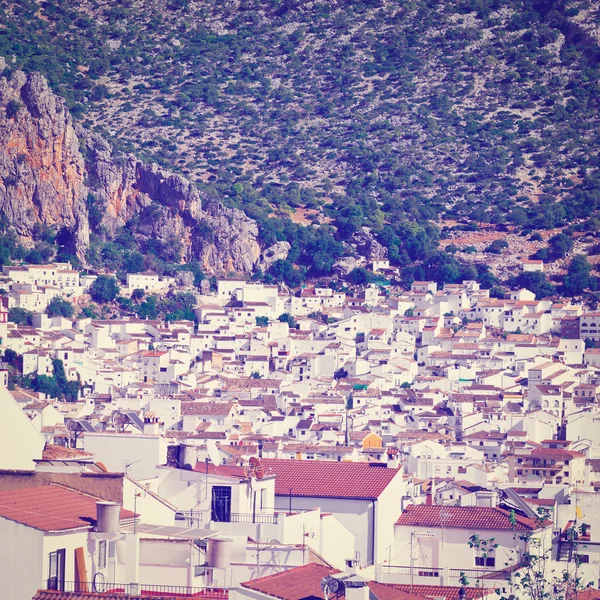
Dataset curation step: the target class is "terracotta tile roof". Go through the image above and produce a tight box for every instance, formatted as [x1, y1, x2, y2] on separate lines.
[241, 563, 428, 600]
[241, 563, 340, 600]
[0, 485, 134, 532]
[181, 401, 234, 416]
[41, 444, 94, 461]
[261, 459, 401, 499]
[388, 585, 489, 600]
[396, 505, 539, 531]
[33, 591, 208, 600]
[193, 462, 247, 479]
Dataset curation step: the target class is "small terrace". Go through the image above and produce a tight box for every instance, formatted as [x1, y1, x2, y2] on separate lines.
[45, 580, 228, 598]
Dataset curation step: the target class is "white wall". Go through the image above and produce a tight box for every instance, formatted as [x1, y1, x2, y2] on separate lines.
[43, 530, 90, 588]
[273, 495, 374, 566]
[0, 384, 45, 470]
[0, 519, 44, 600]
[83, 433, 167, 480]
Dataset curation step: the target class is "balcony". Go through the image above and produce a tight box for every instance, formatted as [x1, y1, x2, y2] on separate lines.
[175, 510, 278, 525]
[380, 565, 512, 587]
[46, 581, 228, 598]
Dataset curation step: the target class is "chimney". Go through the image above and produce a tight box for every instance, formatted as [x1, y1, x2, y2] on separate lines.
[343, 577, 370, 600]
[96, 501, 120, 534]
[345, 557, 360, 575]
[166, 444, 179, 467]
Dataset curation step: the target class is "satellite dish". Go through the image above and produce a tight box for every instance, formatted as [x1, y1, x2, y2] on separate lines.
[320, 576, 340, 595]
[206, 440, 220, 465]
[93, 572, 108, 593]
[249, 456, 265, 480]
[95, 462, 108, 473]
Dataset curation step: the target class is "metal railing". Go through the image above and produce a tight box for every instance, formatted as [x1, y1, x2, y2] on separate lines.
[448, 567, 511, 581]
[175, 510, 278, 525]
[47, 580, 228, 598]
[382, 566, 511, 582]
[227, 512, 278, 524]
[175, 510, 204, 522]
[382, 565, 440, 577]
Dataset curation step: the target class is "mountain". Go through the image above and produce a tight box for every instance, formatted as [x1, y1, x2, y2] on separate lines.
[0, 56, 260, 273]
[0, 0, 599, 286]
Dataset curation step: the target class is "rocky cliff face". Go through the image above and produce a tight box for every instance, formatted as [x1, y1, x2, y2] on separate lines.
[81, 131, 260, 273]
[0, 60, 260, 274]
[0, 56, 89, 257]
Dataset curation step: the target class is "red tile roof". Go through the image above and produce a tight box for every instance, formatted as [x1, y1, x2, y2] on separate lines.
[261, 459, 401, 499]
[194, 462, 247, 479]
[33, 591, 217, 600]
[241, 563, 428, 600]
[0, 485, 134, 532]
[387, 585, 489, 600]
[41, 444, 94, 461]
[395, 505, 539, 531]
[181, 401, 234, 416]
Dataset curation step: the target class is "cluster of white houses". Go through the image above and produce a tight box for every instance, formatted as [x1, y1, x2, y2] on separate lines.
[2, 275, 600, 600]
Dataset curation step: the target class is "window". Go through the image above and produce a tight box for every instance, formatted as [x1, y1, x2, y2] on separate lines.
[48, 549, 66, 591]
[108, 541, 116, 559]
[475, 556, 496, 567]
[418, 570, 440, 577]
[575, 554, 590, 564]
[98, 540, 107, 569]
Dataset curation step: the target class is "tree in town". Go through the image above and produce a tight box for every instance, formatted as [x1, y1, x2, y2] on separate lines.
[8, 307, 33, 326]
[46, 297, 74, 318]
[463, 509, 590, 600]
[563, 255, 593, 296]
[89, 275, 120, 303]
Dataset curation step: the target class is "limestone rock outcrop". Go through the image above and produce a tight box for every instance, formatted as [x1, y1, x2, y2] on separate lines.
[0, 57, 89, 258]
[0, 61, 260, 274]
[256, 241, 291, 272]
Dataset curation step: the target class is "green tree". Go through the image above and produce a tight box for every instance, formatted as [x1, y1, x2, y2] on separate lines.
[465, 510, 589, 600]
[89, 275, 120, 303]
[255, 316, 269, 326]
[485, 239, 509, 254]
[548, 232, 574, 259]
[278, 313, 296, 328]
[515, 271, 555, 300]
[269, 259, 305, 287]
[46, 297, 74, 318]
[6, 99, 22, 119]
[563, 255, 592, 296]
[348, 267, 370, 285]
[124, 251, 145, 273]
[8, 308, 33, 326]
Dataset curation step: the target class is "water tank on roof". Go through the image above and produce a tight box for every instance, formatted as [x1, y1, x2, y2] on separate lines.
[206, 538, 233, 569]
[96, 501, 120, 534]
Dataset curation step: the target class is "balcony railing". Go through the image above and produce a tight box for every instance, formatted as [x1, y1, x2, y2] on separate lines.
[382, 565, 512, 582]
[382, 565, 440, 577]
[175, 510, 278, 525]
[47, 580, 228, 598]
[228, 512, 278, 524]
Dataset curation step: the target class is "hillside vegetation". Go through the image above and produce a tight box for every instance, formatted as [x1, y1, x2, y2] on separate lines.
[1, 0, 600, 291]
